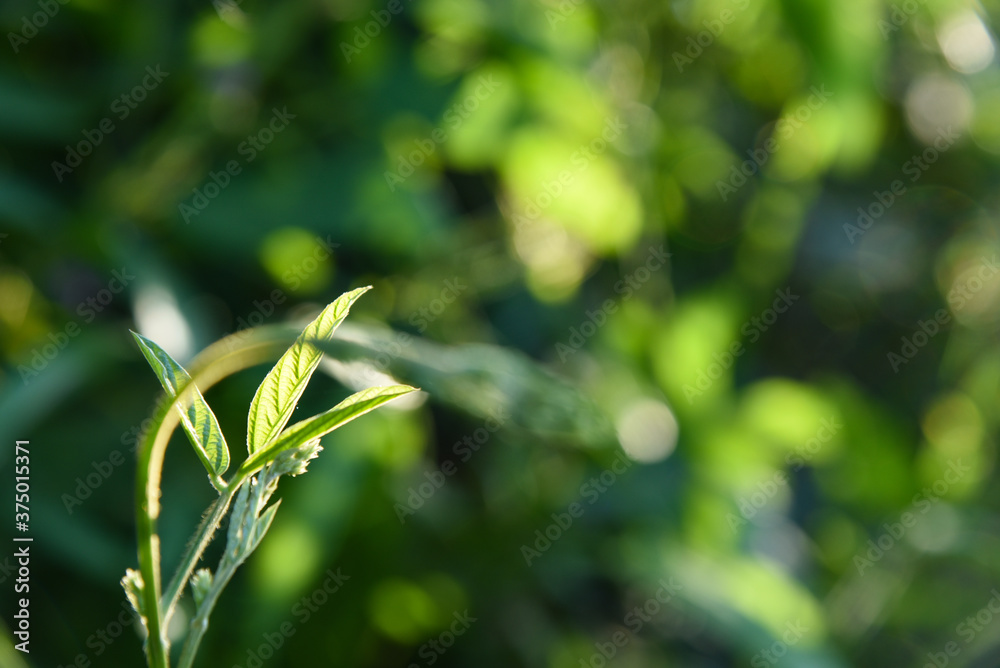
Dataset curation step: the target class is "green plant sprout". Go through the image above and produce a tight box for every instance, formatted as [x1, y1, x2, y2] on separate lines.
[121, 287, 416, 668]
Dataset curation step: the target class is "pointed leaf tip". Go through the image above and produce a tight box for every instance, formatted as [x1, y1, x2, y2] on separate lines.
[241, 384, 417, 475]
[133, 332, 230, 479]
[246, 287, 371, 455]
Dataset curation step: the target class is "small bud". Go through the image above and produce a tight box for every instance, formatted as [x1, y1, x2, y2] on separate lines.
[272, 439, 323, 477]
[122, 568, 147, 628]
[190, 568, 213, 609]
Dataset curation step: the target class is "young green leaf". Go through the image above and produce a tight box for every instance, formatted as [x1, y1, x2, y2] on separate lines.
[131, 331, 230, 480]
[240, 384, 417, 476]
[247, 501, 281, 556]
[246, 286, 371, 455]
[226, 481, 253, 548]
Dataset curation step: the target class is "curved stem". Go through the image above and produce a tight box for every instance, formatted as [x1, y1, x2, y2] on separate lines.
[135, 398, 177, 668]
[133, 328, 296, 667]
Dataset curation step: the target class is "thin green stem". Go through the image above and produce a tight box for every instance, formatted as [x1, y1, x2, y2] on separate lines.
[132, 329, 295, 668]
[137, 379, 221, 667]
[175, 546, 243, 668]
[209, 474, 227, 493]
[161, 485, 236, 627]
[176, 474, 267, 668]
[135, 396, 180, 668]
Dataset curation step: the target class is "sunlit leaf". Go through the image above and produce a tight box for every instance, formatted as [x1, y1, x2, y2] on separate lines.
[131, 331, 230, 478]
[240, 384, 417, 475]
[246, 287, 370, 454]
[315, 326, 616, 448]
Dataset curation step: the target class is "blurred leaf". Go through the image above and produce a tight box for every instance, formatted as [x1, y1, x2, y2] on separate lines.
[0, 619, 29, 668]
[0, 75, 87, 141]
[319, 323, 618, 449]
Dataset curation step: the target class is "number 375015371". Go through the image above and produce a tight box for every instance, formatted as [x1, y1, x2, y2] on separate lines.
[15, 441, 29, 527]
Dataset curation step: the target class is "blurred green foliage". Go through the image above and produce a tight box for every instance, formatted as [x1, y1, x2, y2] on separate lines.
[3, 0, 1000, 666]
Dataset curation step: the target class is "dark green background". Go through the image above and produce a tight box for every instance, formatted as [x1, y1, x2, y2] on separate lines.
[3, 0, 1000, 666]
